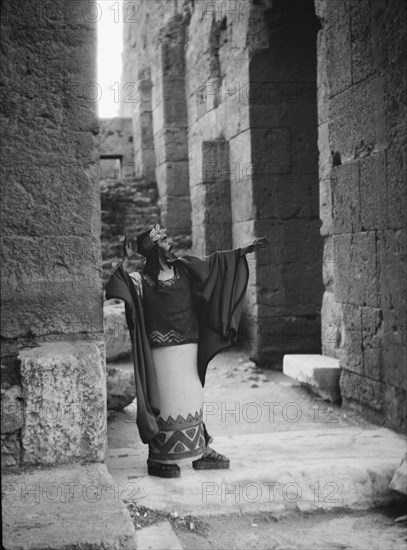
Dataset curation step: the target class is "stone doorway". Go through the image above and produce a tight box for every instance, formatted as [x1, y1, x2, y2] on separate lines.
[244, 0, 324, 366]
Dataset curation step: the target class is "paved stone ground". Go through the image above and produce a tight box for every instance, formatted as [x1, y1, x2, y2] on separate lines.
[107, 347, 407, 549]
[173, 508, 407, 550]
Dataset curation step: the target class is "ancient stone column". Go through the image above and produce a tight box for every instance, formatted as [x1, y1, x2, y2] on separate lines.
[1, 0, 105, 468]
[133, 67, 157, 184]
[191, 140, 232, 255]
[152, 15, 192, 244]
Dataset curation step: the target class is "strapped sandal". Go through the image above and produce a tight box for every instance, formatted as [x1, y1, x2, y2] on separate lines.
[192, 448, 230, 470]
[147, 458, 181, 478]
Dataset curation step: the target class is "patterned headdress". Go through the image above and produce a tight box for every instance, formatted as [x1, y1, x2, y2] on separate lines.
[136, 224, 167, 257]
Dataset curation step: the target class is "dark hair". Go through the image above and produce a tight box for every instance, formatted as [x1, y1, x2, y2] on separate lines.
[143, 246, 161, 289]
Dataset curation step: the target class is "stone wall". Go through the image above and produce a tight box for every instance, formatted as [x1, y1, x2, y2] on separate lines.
[1, 0, 105, 468]
[99, 117, 134, 173]
[316, 0, 407, 431]
[121, 1, 324, 364]
[99, 118, 160, 282]
[119, 0, 407, 432]
[121, 0, 192, 249]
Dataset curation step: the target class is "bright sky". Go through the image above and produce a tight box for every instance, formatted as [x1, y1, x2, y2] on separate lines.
[97, 1, 124, 118]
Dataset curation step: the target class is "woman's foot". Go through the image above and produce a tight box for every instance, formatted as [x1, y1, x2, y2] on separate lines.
[192, 447, 230, 470]
[147, 458, 181, 478]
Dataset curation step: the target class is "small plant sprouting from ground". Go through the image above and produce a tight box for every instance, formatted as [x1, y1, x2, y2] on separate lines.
[126, 502, 209, 536]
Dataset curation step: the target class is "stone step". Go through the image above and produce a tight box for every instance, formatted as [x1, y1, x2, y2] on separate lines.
[107, 428, 407, 517]
[283, 354, 341, 403]
[2, 463, 137, 550]
[137, 521, 183, 550]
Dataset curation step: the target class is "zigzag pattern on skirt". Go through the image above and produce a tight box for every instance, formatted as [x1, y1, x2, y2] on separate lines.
[156, 410, 202, 430]
[149, 327, 199, 345]
[149, 411, 206, 460]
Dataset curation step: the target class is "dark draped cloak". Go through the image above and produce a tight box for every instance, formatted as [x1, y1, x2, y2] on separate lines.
[105, 249, 249, 443]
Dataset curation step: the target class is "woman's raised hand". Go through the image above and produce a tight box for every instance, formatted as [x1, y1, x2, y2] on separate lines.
[243, 236, 269, 254]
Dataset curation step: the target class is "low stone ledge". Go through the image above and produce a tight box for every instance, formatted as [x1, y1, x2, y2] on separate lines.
[390, 452, 407, 495]
[283, 354, 341, 403]
[1, 385, 24, 433]
[104, 302, 132, 362]
[107, 364, 136, 411]
[2, 462, 137, 549]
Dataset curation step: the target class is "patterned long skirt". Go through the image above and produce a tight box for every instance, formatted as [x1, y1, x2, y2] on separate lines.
[148, 343, 206, 463]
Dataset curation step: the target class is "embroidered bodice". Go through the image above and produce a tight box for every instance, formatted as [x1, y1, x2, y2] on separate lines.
[130, 265, 200, 347]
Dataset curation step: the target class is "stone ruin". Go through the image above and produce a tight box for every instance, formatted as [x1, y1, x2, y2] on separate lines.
[1, 0, 406, 479]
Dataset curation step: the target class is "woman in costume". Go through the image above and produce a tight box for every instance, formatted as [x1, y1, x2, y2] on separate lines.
[106, 224, 267, 478]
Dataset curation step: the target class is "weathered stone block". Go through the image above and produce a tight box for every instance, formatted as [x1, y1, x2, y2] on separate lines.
[137, 67, 153, 109]
[19, 341, 106, 466]
[254, 264, 285, 308]
[256, 173, 319, 222]
[384, 385, 407, 433]
[321, 291, 344, 358]
[326, 13, 352, 96]
[161, 37, 185, 77]
[317, 30, 329, 125]
[151, 76, 163, 114]
[329, 75, 385, 161]
[249, 81, 317, 128]
[99, 118, 134, 168]
[163, 99, 188, 126]
[386, 146, 407, 230]
[359, 152, 387, 230]
[202, 139, 229, 179]
[377, 229, 407, 322]
[153, 97, 188, 132]
[251, 128, 291, 175]
[361, 307, 383, 381]
[1, 385, 23, 434]
[229, 130, 253, 222]
[371, 0, 407, 70]
[340, 304, 363, 374]
[253, 313, 321, 365]
[333, 232, 378, 307]
[190, 186, 206, 226]
[340, 369, 384, 413]
[104, 302, 132, 362]
[154, 127, 189, 165]
[350, 0, 374, 84]
[2, 161, 99, 238]
[1, 236, 103, 339]
[325, 0, 349, 30]
[332, 162, 360, 234]
[155, 161, 190, 197]
[2, 463, 137, 549]
[106, 365, 135, 411]
[1, 433, 20, 469]
[322, 237, 335, 291]
[160, 195, 192, 233]
[382, 308, 407, 391]
[319, 179, 333, 237]
[291, 125, 319, 175]
[390, 453, 407, 495]
[283, 259, 324, 314]
[162, 75, 187, 102]
[283, 354, 341, 403]
[0, 359, 21, 388]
